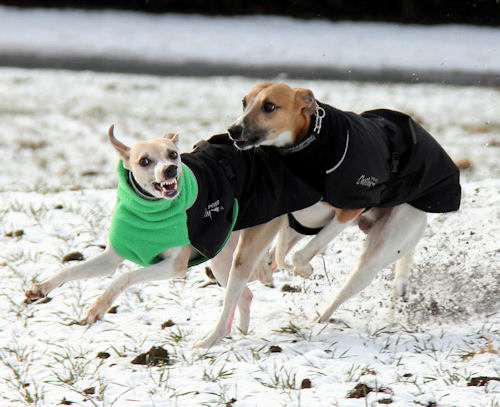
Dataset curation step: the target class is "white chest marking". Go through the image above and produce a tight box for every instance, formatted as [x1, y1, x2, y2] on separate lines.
[261, 130, 293, 147]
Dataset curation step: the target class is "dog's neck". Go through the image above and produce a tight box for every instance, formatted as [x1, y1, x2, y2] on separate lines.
[278, 103, 326, 154]
[128, 171, 161, 201]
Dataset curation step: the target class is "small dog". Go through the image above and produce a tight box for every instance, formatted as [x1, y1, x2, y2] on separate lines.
[26, 125, 321, 347]
[228, 82, 461, 323]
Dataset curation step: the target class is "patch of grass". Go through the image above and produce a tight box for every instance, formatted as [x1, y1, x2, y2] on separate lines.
[255, 362, 298, 390]
[456, 337, 499, 361]
[202, 363, 235, 382]
[0, 346, 45, 405]
[274, 320, 311, 341]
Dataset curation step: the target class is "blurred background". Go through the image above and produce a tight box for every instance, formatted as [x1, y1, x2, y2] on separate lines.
[1, 0, 499, 25]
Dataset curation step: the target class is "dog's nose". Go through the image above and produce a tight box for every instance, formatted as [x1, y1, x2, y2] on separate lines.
[164, 165, 178, 179]
[228, 124, 243, 140]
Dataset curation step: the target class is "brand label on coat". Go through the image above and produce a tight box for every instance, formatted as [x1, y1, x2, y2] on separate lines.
[204, 200, 224, 219]
[356, 174, 379, 188]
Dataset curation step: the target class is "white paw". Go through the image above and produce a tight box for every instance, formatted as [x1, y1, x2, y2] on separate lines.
[82, 297, 112, 325]
[194, 329, 227, 348]
[25, 283, 49, 300]
[313, 308, 334, 324]
[252, 263, 274, 285]
[292, 253, 314, 279]
[314, 314, 329, 324]
[292, 262, 313, 279]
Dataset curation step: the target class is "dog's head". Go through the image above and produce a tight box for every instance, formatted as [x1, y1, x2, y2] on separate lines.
[228, 82, 316, 150]
[108, 125, 182, 199]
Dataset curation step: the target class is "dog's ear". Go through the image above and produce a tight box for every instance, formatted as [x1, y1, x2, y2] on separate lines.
[295, 88, 316, 115]
[108, 124, 131, 167]
[164, 132, 179, 144]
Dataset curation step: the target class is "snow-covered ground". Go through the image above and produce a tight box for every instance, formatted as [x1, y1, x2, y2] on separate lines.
[0, 68, 499, 406]
[1, 5, 500, 81]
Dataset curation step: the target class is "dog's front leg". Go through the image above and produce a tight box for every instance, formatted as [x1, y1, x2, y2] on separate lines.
[195, 217, 285, 348]
[83, 246, 190, 324]
[26, 245, 123, 300]
[292, 208, 364, 278]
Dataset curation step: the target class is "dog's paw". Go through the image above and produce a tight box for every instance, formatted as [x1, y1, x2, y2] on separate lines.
[292, 261, 314, 279]
[82, 307, 105, 325]
[291, 253, 314, 279]
[25, 283, 49, 300]
[251, 254, 274, 285]
[194, 328, 229, 348]
[82, 297, 112, 325]
[314, 312, 330, 324]
[252, 266, 274, 286]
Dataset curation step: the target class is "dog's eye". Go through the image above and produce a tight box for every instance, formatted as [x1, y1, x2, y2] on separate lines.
[139, 157, 151, 167]
[169, 151, 178, 160]
[262, 102, 276, 113]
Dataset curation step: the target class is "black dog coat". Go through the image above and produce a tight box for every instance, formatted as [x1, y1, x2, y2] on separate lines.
[277, 102, 461, 213]
[181, 134, 321, 263]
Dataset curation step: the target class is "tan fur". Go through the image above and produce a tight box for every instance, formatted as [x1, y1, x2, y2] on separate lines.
[230, 82, 430, 325]
[241, 83, 315, 144]
[26, 125, 282, 348]
[334, 208, 365, 223]
[172, 246, 191, 278]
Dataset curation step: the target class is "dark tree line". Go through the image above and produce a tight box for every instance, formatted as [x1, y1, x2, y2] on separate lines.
[1, 0, 499, 26]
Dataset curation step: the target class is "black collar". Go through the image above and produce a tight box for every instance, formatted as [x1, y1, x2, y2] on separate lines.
[128, 171, 160, 201]
[277, 103, 326, 155]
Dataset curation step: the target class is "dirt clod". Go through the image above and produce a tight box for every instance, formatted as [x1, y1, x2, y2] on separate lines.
[5, 229, 24, 238]
[268, 345, 282, 353]
[301, 378, 312, 389]
[83, 387, 95, 395]
[62, 252, 84, 263]
[281, 284, 301, 293]
[347, 383, 373, 398]
[161, 319, 175, 329]
[467, 376, 500, 386]
[107, 306, 119, 314]
[97, 352, 111, 359]
[131, 346, 170, 366]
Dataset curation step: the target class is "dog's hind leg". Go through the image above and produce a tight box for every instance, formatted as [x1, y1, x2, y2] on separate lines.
[393, 250, 414, 298]
[316, 204, 427, 323]
[83, 245, 191, 324]
[195, 217, 285, 348]
[26, 245, 123, 300]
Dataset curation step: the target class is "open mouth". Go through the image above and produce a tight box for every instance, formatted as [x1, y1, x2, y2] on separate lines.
[153, 178, 179, 198]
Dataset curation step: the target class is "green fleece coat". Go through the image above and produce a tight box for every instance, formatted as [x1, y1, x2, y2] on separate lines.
[108, 161, 198, 267]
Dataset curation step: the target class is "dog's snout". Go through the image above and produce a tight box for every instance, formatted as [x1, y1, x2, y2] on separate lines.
[164, 165, 178, 179]
[228, 124, 243, 140]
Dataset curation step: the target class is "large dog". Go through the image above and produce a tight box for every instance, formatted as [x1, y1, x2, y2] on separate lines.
[26, 126, 321, 347]
[228, 82, 461, 323]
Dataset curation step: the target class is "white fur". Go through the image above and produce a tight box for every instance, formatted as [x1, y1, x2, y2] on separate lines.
[26, 132, 282, 349]
[282, 204, 427, 322]
[261, 130, 294, 147]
